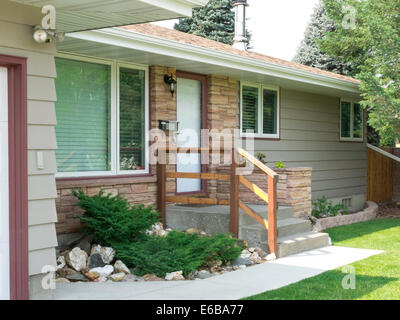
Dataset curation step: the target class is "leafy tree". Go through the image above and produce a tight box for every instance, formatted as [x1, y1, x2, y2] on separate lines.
[293, 1, 354, 77]
[319, 0, 400, 147]
[174, 0, 251, 46]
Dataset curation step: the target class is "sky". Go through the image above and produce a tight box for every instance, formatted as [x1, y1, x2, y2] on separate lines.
[153, 0, 320, 61]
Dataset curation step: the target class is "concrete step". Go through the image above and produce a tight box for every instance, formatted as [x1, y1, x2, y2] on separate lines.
[166, 204, 295, 235]
[240, 218, 312, 242]
[247, 232, 331, 258]
[277, 232, 331, 258]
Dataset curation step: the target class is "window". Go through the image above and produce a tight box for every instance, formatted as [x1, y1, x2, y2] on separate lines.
[240, 83, 279, 138]
[54, 55, 149, 177]
[340, 100, 363, 142]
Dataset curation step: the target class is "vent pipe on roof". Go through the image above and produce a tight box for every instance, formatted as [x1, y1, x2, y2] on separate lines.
[232, 0, 248, 51]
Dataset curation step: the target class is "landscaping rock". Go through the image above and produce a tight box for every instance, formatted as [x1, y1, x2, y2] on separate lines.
[114, 260, 130, 274]
[66, 274, 90, 282]
[91, 245, 115, 264]
[77, 235, 94, 255]
[165, 271, 185, 281]
[87, 253, 106, 269]
[248, 247, 255, 253]
[122, 274, 144, 282]
[254, 247, 266, 258]
[240, 249, 251, 259]
[231, 257, 253, 266]
[186, 228, 200, 235]
[143, 274, 165, 281]
[89, 265, 114, 278]
[55, 278, 70, 283]
[249, 252, 263, 264]
[83, 271, 100, 281]
[186, 271, 199, 280]
[66, 247, 88, 272]
[110, 273, 126, 282]
[197, 270, 214, 279]
[56, 256, 66, 271]
[94, 276, 107, 283]
[57, 266, 78, 278]
[147, 222, 169, 237]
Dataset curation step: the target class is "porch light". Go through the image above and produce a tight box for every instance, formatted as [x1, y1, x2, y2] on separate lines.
[164, 74, 177, 97]
[32, 26, 65, 44]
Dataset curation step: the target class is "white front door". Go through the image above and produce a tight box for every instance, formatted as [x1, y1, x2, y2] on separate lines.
[176, 77, 202, 193]
[0, 67, 9, 300]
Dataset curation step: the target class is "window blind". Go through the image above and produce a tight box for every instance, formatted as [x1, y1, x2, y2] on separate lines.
[242, 85, 258, 133]
[119, 67, 145, 171]
[263, 89, 278, 135]
[55, 58, 111, 172]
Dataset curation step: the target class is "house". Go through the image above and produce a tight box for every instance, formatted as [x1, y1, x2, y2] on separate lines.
[0, 0, 366, 300]
[0, 0, 209, 300]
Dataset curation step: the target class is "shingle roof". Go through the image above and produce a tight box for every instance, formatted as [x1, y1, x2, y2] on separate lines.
[120, 23, 359, 84]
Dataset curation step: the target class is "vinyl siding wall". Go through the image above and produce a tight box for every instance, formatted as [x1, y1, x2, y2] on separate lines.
[0, 0, 58, 276]
[253, 88, 367, 205]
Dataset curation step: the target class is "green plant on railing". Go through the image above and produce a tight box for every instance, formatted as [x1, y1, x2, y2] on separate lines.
[311, 196, 349, 219]
[274, 161, 286, 169]
[255, 152, 267, 164]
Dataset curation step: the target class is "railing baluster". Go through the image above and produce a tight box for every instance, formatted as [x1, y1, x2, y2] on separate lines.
[267, 175, 278, 258]
[230, 149, 239, 237]
[157, 149, 167, 228]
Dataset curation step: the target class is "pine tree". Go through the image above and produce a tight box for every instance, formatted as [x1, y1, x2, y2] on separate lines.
[174, 0, 250, 46]
[293, 1, 354, 76]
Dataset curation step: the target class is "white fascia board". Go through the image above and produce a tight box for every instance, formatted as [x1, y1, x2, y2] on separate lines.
[67, 27, 360, 94]
[140, 0, 209, 16]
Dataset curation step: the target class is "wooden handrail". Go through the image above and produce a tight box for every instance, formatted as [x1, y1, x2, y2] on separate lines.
[236, 147, 279, 179]
[166, 172, 230, 181]
[157, 146, 278, 258]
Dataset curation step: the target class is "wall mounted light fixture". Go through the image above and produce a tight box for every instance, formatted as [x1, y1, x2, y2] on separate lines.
[164, 74, 177, 97]
[33, 25, 65, 44]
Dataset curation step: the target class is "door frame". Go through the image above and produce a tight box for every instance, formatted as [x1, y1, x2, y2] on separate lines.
[175, 71, 208, 196]
[0, 54, 28, 300]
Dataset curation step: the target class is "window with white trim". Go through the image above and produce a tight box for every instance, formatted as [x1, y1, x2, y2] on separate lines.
[240, 83, 279, 138]
[340, 100, 363, 142]
[54, 55, 149, 177]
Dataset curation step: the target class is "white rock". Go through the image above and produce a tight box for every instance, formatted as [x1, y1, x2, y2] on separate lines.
[240, 249, 251, 259]
[238, 265, 247, 269]
[66, 247, 88, 272]
[91, 245, 115, 264]
[248, 247, 256, 253]
[165, 270, 185, 281]
[114, 260, 131, 274]
[56, 256, 66, 271]
[89, 265, 114, 278]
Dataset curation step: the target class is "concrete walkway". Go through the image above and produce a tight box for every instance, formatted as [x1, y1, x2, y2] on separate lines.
[52, 246, 383, 300]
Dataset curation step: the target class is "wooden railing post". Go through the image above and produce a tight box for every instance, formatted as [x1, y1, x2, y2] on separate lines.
[267, 175, 278, 258]
[157, 149, 167, 228]
[230, 149, 239, 237]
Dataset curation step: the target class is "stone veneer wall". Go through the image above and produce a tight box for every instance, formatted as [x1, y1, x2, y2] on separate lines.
[212, 166, 312, 218]
[55, 66, 177, 234]
[393, 148, 400, 202]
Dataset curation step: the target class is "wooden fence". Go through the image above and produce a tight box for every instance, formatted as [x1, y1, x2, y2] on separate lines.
[367, 146, 393, 203]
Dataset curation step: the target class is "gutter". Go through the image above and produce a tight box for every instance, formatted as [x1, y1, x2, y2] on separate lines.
[66, 27, 360, 94]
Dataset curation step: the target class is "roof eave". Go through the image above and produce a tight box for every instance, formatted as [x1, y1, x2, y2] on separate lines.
[66, 27, 360, 94]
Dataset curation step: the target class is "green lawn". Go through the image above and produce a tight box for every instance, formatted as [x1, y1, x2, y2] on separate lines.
[245, 218, 400, 300]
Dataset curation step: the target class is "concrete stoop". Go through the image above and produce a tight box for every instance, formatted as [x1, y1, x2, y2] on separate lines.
[166, 204, 331, 258]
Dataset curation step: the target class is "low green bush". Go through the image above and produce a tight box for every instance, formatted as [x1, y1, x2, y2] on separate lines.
[311, 196, 349, 219]
[113, 231, 242, 277]
[73, 189, 160, 244]
[73, 190, 242, 277]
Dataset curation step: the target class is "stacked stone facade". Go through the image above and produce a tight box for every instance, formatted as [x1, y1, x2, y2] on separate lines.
[211, 166, 312, 218]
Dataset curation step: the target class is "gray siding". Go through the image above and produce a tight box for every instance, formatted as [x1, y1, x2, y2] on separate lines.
[254, 88, 367, 201]
[0, 0, 58, 276]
